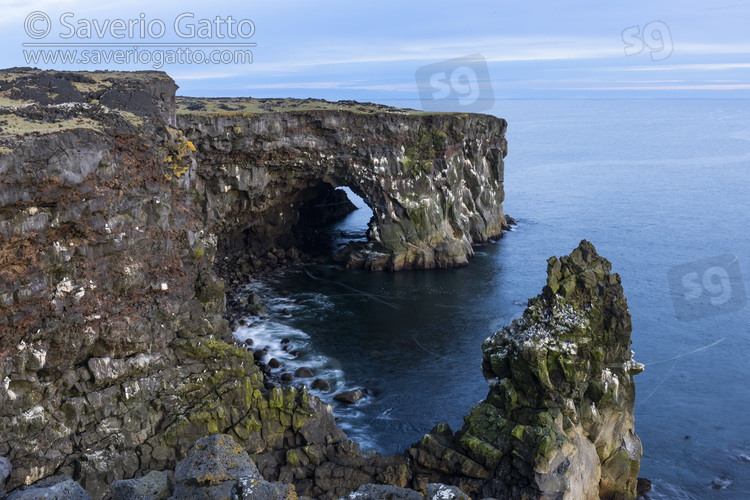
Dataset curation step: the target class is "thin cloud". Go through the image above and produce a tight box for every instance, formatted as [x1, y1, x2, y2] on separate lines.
[239, 81, 416, 92]
[565, 84, 750, 91]
[602, 63, 750, 72]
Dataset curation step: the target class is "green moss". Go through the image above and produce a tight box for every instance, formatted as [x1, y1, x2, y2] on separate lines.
[459, 434, 503, 470]
[269, 387, 283, 409]
[400, 126, 450, 176]
[286, 448, 306, 467]
[173, 337, 248, 362]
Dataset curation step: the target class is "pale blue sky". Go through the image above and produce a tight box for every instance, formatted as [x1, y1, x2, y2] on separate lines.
[1, 0, 748, 101]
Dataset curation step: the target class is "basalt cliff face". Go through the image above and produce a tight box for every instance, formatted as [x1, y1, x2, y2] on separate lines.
[177, 97, 508, 271]
[0, 68, 506, 498]
[0, 69, 640, 500]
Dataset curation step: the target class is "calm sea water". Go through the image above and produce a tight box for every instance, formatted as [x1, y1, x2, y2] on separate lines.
[233, 99, 750, 499]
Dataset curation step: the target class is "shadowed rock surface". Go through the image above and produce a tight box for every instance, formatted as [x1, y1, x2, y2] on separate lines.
[110, 471, 172, 500]
[5, 475, 91, 500]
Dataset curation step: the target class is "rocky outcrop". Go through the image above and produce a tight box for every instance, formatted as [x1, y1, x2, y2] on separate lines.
[0, 68, 507, 498]
[403, 240, 643, 499]
[178, 98, 508, 271]
[168, 434, 296, 500]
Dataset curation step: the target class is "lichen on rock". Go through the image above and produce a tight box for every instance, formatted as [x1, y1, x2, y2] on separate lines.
[458, 240, 643, 499]
[0, 68, 641, 500]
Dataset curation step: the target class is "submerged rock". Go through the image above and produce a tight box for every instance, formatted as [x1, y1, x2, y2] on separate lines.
[295, 367, 315, 378]
[311, 379, 332, 392]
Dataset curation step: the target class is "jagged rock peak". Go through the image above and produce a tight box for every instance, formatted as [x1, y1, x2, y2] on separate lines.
[463, 240, 643, 499]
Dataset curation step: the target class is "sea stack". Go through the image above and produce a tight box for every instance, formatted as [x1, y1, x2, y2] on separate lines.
[461, 240, 643, 499]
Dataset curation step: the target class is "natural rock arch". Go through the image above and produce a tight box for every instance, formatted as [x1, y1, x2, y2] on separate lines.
[178, 108, 509, 271]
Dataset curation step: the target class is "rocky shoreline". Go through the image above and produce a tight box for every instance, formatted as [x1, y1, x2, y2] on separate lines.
[1, 69, 645, 499]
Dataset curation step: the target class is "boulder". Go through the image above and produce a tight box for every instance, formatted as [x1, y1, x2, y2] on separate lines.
[0, 457, 9, 499]
[425, 483, 471, 499]
[169, 434, 258, 499]
[311, 379, 331, 392]
[110, 470, 172, 500]
[234, 476, 296, 499]
[6, 475, 90, 500]
[337, 484, 423, 500]
[268, 358, 282, 369]
[294, 367, 314, 378]
[168, 434, 296, 500]
[333, 390, 363, 404]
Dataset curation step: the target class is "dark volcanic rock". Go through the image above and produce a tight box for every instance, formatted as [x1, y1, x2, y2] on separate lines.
[636, 477, 651, 495]
[180, 99, 508, 271]
[168, 434, 295, 500]
[268, 358, 282, 368]
[6, 475, 90, 500]
[311, 379, 331, 392]
[333, 390, 364, 404]
[295, 367, 314, 378]
[0, 69, 640, 500]
[337, 483, 422, 500]
[170, 434, 259, 499]
[110, 470, 172, 500]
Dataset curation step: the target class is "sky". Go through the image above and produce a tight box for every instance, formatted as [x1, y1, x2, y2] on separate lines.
[1, 0, 749, 105]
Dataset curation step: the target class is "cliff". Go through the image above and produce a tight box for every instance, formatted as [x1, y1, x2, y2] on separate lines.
[176, 97, 508, 271]
[0, 69, 640, 500]
[0, 68, 507, 498]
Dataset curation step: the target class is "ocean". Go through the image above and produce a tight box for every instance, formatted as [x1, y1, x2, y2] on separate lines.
[232, 99, 750, 499]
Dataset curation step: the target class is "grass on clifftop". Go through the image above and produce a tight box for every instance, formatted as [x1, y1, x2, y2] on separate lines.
[0, 114, 103, 137]
[176, 96, 451, 117]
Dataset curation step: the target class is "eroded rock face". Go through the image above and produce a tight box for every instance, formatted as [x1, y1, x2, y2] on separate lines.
[179, 105, 508, 271]
[0, 69, 640, 500]
[0, 68, 507, 498]
[455, 240, 643, 499]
